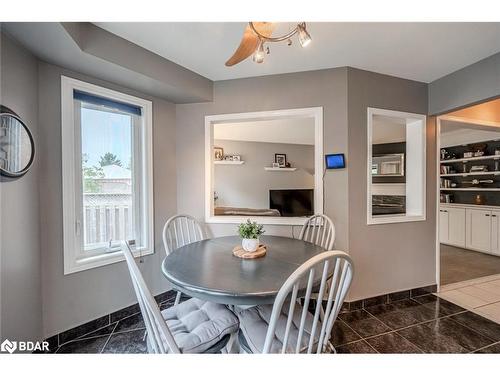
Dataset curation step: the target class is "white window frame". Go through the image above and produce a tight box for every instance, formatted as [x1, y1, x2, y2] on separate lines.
[205, 107, 324, 226]
[61, 76, 154, 274]
[367, 107, 427, 225]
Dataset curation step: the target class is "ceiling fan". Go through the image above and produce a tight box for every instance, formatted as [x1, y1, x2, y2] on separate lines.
[225, 22, 312, 66]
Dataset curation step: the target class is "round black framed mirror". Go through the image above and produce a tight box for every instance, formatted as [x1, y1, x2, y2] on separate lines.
[0, 105, 35, 178]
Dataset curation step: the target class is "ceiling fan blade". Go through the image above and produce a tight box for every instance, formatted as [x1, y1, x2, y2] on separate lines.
[225, 22, 275, 67]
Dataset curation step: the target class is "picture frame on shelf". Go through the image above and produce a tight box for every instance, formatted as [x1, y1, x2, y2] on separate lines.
[214, 147, 224, 161]
[275, 153, 287, 167]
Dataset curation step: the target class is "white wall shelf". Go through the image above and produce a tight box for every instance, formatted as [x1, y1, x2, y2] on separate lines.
[440, 155, 500, 164]
[214, 160, 245, 165]
[441, 172, 500, 177]
[264, 167, 297, 172]
[440, 188, 500, 191]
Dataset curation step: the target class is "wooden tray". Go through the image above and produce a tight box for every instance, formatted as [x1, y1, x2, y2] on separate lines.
[233, 244, 267, 259]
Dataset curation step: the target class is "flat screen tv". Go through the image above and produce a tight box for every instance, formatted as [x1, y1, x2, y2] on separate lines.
[269, 189, 314, 217]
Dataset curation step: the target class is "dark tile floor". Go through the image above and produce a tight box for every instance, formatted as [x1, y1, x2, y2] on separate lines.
[50, 293, 500, 354]
[333, 294, 500, 353]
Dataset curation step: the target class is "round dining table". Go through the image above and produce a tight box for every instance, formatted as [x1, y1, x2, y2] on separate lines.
[161, 235, 326, 306]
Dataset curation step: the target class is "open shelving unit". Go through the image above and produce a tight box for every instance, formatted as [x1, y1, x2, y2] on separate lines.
[214, 160, 245, 165]
[440, 171, 500, 177]
[264, 167, 297, 172]
[440, 155, 500, 163]
[440, 188, 500, 192]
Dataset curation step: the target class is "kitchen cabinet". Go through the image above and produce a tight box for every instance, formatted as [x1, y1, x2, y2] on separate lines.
[439, 207, 466, 248]
[466, 209, 493, 253]
[440, 204, 500, 257]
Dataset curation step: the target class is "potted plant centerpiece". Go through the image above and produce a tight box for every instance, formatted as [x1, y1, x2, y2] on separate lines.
[237, 219, 265, 252]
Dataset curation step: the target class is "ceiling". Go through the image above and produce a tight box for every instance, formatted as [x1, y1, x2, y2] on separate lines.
[95, 22, 500, 82]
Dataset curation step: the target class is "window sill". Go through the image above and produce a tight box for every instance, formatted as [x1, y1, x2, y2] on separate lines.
[64, 247, 154, 275]
[367, 214, 426, 225]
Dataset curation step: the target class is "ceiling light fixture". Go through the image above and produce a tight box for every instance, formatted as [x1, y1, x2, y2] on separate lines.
[225, 22, 312, 67]
[248, 22, 312, 64]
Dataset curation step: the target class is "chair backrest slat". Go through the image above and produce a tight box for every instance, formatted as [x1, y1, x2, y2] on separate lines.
[299, 214, 336, 250]
[122, 241, 180, 353]
[162, 214, 205, 256]
[281, 283, 299, 354]
[307, 260, 330, 353]
[295, 268, 316, 353]
[262, 251, 353, 354]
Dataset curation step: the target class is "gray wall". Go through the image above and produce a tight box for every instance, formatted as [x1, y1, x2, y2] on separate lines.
[176, 68, 350, 248]
[214, 140, 314, 209]
[347, 68, 435, 300]
[429, 52, 500, 115]
[38, 61, 177, 337]
[0, 33, 43, 342]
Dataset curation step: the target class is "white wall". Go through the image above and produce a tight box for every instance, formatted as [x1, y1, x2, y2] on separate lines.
[38, 62, 177, 338]
[176, 68, 350, 246]
[214, 140, 314, 209]
[0, 33, 43, 343]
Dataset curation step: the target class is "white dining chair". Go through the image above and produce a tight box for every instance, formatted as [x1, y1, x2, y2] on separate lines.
[299, 214, 336, 250]
[237, 250, 353, 354]
[162, 214, 206, 305]
[121, 241, 239, 354]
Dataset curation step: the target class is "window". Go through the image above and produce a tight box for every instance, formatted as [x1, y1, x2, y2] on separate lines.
[61, 76, 153, 274]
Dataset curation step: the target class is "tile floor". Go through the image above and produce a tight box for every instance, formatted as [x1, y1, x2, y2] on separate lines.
[49, 290, 500, 354]
[437, 274, 500, 324]
[440, 245, 500, 285]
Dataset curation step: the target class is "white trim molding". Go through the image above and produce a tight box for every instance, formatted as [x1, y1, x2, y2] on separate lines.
[61, 76, 154, 274]
[205, 107, 324, 226]
[367, 107, 427, 225]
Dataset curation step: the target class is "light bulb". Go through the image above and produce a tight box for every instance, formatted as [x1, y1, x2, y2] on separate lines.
[253, 40, 265, 63]
[297, 24, 312, 47]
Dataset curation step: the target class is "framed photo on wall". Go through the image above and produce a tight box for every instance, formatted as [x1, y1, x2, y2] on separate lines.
[275, 153, 287, 167]
[214, 147, 224, 161]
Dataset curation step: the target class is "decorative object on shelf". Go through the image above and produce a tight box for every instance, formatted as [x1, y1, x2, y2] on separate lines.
[463, 151, 473, 158]
[232, 155, 241, 161]
[474, 194, 485, 205]
[214, 146, 224, 161]
[272, 162, 280, 168]
[274, 153, 287, 167]
[232, 243, 267, 259]
[225, 22, 312, 66]
[441, 178, 452, 188]
[441, 193, 453, 203]
[440, 149, 448, 160]
[0, 105, 35, 178]
[495, 159, 499, 172]
[463, 179, 494, 185]
[237, 219, 265, 252]
[462, 163, 468, 173]
[470, 165, 488, 172]
[468, 143, 487, 157]
[224, 155, 234, 161]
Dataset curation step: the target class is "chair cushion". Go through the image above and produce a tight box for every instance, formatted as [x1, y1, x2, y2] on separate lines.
[149, 298, 239, 354]
[237, 302, 319, 353]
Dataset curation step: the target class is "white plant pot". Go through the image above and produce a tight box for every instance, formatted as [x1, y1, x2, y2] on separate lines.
[242, 238, 259, 252]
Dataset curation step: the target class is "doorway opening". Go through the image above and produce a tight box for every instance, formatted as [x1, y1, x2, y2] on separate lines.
[436, 98, 500, 323]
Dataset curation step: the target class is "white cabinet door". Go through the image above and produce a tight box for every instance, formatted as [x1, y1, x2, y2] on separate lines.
[439, 209, 449, 244]
[466, 209, 492, 253]
[448, 207, 466, 248]
[491, 212, 500, 256]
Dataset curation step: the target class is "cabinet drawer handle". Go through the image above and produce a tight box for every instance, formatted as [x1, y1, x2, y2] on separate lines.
[493, 215, 497, 217]
[486, 214, 491, 217]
